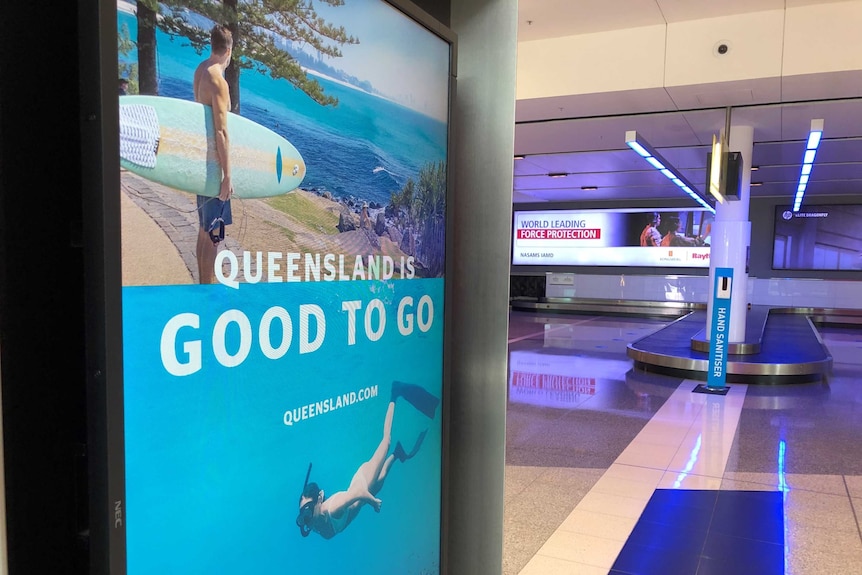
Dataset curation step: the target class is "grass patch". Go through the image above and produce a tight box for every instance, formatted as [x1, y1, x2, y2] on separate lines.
[266, 192, 340, 235]
[263, 220, 296, 242]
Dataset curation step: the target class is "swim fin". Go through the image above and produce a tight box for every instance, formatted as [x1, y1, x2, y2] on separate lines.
[393, 430, 427, 463]
[391, 381, 439, 419]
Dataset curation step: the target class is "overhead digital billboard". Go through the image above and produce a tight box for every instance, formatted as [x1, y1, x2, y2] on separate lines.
[512, 208, 712, 268]
[113, 1, 452, 573]
[772, 205, 862, 271]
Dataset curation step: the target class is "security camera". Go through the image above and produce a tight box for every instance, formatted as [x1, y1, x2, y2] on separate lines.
[713, 41, 730, 56]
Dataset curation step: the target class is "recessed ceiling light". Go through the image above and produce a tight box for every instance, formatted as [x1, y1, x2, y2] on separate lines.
[750, 182, 763, 187]
[751, 166, 760, 171]
[581, 186, 598, 191]
[548, 172, 568, 178]
[514, 155, 525, 160]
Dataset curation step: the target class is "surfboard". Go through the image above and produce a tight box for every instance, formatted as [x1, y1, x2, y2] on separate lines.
[119, 95, 306, 198]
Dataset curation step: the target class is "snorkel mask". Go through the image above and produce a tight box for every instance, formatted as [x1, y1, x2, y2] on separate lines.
[296, 463, 314, 537]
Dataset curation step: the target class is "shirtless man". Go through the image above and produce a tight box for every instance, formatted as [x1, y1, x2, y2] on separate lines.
[193, 25, 234, 284]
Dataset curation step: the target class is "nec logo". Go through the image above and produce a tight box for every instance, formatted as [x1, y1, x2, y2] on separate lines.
[692, 253, 710, 260]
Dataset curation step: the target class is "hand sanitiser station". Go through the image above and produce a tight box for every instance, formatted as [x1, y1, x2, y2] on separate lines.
[695, 267, 734, 395]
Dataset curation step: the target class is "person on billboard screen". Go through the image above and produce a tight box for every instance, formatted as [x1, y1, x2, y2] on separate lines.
[295, 381, 439, 539]
[639, 212, 662, 246]
[193, 24, 234, 283]
[660, 213, 701, 247]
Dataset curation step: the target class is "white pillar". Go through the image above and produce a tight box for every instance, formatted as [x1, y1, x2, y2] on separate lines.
[706, 125, 753, 343]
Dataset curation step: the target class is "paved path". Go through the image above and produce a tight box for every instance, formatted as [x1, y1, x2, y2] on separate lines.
[121, 171, 246, 285]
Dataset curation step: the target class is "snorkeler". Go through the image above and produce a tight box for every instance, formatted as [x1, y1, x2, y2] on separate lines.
[295, 381, 439, 539]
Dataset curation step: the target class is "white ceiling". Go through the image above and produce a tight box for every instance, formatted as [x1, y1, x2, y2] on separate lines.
[517, 0, 842, 42]
[513, 1, 862, 206]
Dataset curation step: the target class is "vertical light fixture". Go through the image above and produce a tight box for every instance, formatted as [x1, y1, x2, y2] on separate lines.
[707, 107, 733, 205]
[625, 131, 715, 213]
[708, 134, 724, 203]
[793, 119, 824, 212]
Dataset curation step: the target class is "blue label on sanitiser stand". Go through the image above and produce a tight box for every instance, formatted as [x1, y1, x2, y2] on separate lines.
[707, 268, 734, 389]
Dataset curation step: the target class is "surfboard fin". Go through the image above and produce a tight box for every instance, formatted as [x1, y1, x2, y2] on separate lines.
[119, 103, 160, 169]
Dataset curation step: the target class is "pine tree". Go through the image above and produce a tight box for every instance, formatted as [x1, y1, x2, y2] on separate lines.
[132, 0, 357, 111]
[136, 0, 159, 95]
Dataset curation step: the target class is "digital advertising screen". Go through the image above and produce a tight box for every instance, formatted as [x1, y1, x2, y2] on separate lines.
[114, 1, 451, 573]
[772, 205, 862, 271]
[512, 208, 712, 268]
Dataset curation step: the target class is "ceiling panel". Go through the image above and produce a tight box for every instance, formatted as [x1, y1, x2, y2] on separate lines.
[517, 0, 664, 42]
[780, 99, 862, 140]
[782, 69, 862, 102]
[516, 170, 683, 190]
[516, 185, 688, 203]
[513, 2, 862, 205]
[681, 105, 784, 144]
[515, 150, 651, 175]
[515, 88, 679, 123]
[518, 0, 842, 42]
[513, 100, 862, 204]
[751, 138, 862, 166]
[515, 111, 704, 155]
[657, 0, 784, 23]
[665, 78, 783, 112]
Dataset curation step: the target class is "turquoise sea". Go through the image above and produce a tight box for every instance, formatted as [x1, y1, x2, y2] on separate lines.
[123, 279, 444, 574]
[118, 11, 449, 206]
[119, 9, 447, 573]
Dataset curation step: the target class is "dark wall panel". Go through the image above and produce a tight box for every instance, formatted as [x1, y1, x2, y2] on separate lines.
[0, 0, 88, 573]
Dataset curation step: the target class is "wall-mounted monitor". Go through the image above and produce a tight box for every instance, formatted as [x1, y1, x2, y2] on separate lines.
[512, 208, 713, 268]
[104, 1, 454, 573]
[772, 205, 862, 270]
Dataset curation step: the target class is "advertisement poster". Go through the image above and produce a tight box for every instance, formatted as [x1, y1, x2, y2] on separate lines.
[772, 205, 862, 270]
[512, 208, 712, 267]
[117, 1, 449, 573]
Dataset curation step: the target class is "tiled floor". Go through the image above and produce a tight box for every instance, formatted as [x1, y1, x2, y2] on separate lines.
[504, 311, 862, 575]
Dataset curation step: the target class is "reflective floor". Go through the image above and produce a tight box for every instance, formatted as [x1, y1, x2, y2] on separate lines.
[503, 311, 862, 575]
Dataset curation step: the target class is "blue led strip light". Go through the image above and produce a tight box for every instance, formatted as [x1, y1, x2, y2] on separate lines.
[793, 119, 824, 212]
[625, 130, 715, 213]
[672, 434, 702, 488]
[778, 439, 789, 573]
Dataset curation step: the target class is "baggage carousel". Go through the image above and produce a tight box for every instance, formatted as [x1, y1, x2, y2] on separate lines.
[511, 298, 861, 383]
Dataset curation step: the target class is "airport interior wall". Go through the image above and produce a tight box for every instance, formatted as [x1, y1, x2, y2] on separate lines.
[511, 195, 862, 308]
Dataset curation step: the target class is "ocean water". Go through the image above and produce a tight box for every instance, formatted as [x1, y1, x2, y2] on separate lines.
[119, 11, 447, 573]
[123, 278, 444, 574]
[118, 12, 449, 206]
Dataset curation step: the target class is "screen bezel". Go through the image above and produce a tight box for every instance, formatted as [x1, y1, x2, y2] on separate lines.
[511, 207, 713, 269]
[82, 1, 456, 572]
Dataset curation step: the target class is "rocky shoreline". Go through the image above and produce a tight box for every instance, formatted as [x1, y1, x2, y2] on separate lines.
[310, 189, 419, 269]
